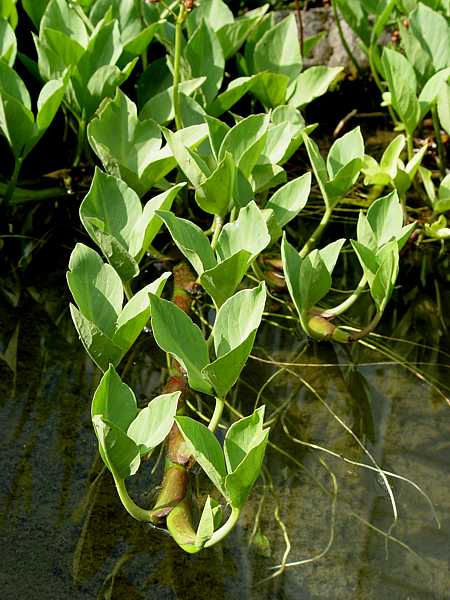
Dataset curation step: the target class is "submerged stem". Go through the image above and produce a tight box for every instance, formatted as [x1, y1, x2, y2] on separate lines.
[350, 310, 383, 341]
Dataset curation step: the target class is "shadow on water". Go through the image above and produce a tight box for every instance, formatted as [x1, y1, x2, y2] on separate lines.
[0, 245, 449, 600]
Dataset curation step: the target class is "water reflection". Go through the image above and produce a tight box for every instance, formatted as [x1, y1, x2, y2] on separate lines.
[0, 262, 449, 600]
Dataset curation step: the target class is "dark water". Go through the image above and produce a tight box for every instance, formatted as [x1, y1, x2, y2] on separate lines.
[1, 262, 449, 600]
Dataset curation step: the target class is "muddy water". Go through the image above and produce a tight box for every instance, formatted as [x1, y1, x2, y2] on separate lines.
[0, 266, 449, 600]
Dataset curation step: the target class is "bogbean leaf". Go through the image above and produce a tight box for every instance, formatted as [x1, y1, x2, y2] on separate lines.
[162, 126, 209, 188]
[175, 416, 227, 495]
[87, 90, 162, 194]
[366, 190, 403, 246]
[437, 81, 450, 136]
[205, 114, 230, 161]
[218, 114, 270, 179]
[381, 47, 421, 135]
[224, 428, 269, 508]
[200, 250, 252, 308]
[326, 127, 364, 180]
[224, 406, 265, 473]
[409, 3, 450, 74]
[185, 19, 224, 105]
[216, 201, 271, 261]
[202, 283, 266, 397]
[418, 67, 450, 118]
[157, 210, 217, 275]
[113, 273, 171, 349]
[434, 173, 450, 214]
[195, 152, 236, 216]
[69, 304, 124, 371]
[319, 238, 346, 274]
[298, 250, 332, 312]
[281, 235, 303, 318]
[186, 0, 234, 35]
[195, 497, 222, 547]
[80, 168, 185, 267]
[303, 132, 330, 206]
[150, 295, 212, 395]
[139, 77, 206, 124]
[0, 19, 16, 66]
[370, 241, 399, 313]
[217, 6, 268, 59]
[265, 172, 311, 236]
[288, 66, 343, 108]
[250, 71, 289, 108]
[93, 415, 141, 479]
[253, 14, 302, 82]
[67, 243, 123, 338]
[351, 240, 379, 287]
[208, 76, 254, 117]
[127, 392, 180, 454]
[92, 364, 137, 431]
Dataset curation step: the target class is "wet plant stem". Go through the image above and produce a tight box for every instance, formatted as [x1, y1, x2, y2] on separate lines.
[321, 275, 367, 319]
[210, 215, 224, 250]
[432, 105, 446, 178]
[204, 506, 240, 548]
[173, 2, 187, 131]
[3, 156, 23, 205]
[300, 207, 332, 257]
[406, 132, 414, 161]
[114, 476, 151, 522]
[124, 281, 133, 301]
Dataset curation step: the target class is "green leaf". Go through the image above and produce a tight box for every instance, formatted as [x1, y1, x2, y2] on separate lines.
[113, 272, 171, 350]
[319, 238, 345, 274]
[253, 14, 302, 82]
[195, 496, 222, 547]
[186, 0, 233, 35]
[67, 243, 123, 338]
[224, 406, 265, 473]
[0, 18, 17, 66]
[139, 77, 205, 124]
[157, 210, 216, 275]
[370, 241, 399, 313]
[215, 201, 271, 261]
[217, 7, 267, 59]
[224, 428, 269, 508]
[351, 240, 378, 287]
[200, 250, 252, 308]
[409, 3, 450, 74]
[288, 66, 343, 108]
[150, 295, 212, 395]
[185, 19, 224, 105]
[175, 416, 227, 495]
[162, 126, 209, 189]
[381, 47, 421, 135]
[40, 0, 88, 47]
[208, 76, 254, 117]
[35, 77, 65, 134]
[437, 81, 450, 136]
[298, 250, 332, 312]
[93, 415, 140, 479]
[202, 283, 266, 397]
[303, 132, 329, 206]
[127, 392, 180, 454]
[205, 114, 230, 161]
[250, 71, 289, 108]
[87, 90, 162, 195]
[366, 190, 403, 246]
[89, 226, 139, 281]
[92, 364, 137, 431]
[434, 173, 450, 213]
[195, 152, 235, 216]
[326, 126, 364, 180]
[69, 304, 124, 371]
[281, 234, 303, 318]
[265, 172, 311, 230]
[418, 67, 450, 118]
[218, 114, 270, 179]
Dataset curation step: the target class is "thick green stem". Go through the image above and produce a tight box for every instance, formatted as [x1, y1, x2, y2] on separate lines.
[173, 3, 187, 131]
[123, 281, 133, 301]
[114, 476, 152, 522]
[321, 275, 367, 319]
[0, 184, 63, 205]
[210, 215, 224, 251]
[3, 155, 23, 205]
[432, 104, 446, 178]
[208, 397, 224, 432]
[406, 132, 414, 162]
[300, 207, 332, 257]
[203, 506, 241, 548]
